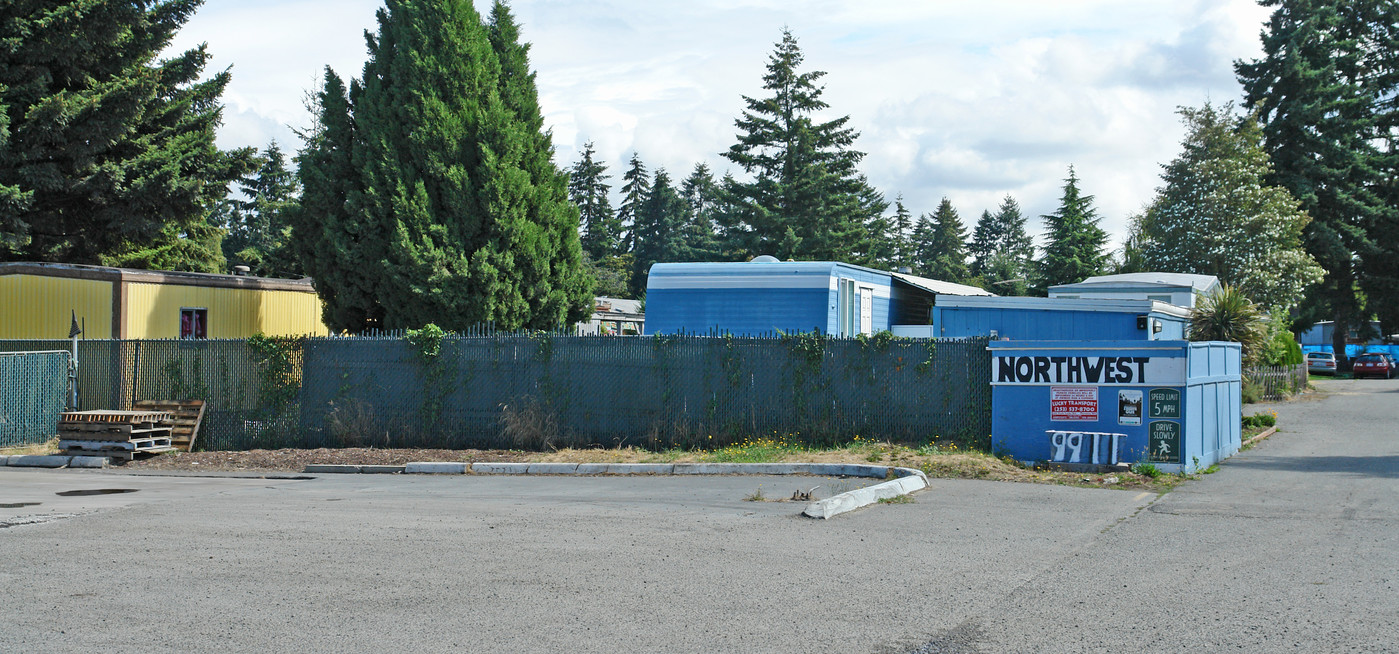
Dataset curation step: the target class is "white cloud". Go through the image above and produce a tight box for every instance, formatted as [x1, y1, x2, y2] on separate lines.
[176, 0, 1273, 247]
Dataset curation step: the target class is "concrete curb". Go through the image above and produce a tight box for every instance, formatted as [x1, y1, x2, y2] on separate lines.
[300, 460, 926, 519]
[1243, 426, 1278, 448]
[6, 455, 75, 468]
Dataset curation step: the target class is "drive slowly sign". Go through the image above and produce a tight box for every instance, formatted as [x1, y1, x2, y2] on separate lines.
[992, 354, 1185, 386]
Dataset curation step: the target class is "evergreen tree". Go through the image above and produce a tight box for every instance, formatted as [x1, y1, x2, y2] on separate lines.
[678, 163, 721, 262]
[300, 0, 590, 331]
[1142, 103, 1323, 312]
[1037, 167, 1109, 292]
[1115, 212, 1153, 275]
[987, 195, 1035, 293]
[968, 209, 999, 279]
[1236, 0, 1397, 363]
[913, 198, 969, 282]
[616, 152, 650, 254]
[291, 68, 384, 332]
[890, 196, 914, 271]
[568, 142, 618, 260]
[217, 142, 300, 277]
[629, 169, 686, 296]
[0, 0, 253, 271]
[721, 28, 885, 261]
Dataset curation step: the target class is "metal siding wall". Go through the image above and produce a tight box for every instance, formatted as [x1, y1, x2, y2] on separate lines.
[0, 275, 113, 339]
[124, 283, 327, 338]
[936, 307, 1152, 340]
[647, 287, 833, 335]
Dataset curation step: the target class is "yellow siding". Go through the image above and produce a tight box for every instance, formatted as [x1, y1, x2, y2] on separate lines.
[0, 275, 114, 339]
[123, 282, 329, 339]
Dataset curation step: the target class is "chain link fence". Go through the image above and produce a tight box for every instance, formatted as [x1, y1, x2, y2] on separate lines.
[0, 351, 70, 447]
[0, 334, 992, 452]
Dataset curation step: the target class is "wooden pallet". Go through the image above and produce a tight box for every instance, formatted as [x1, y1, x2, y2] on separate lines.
[59, 410, 172, 425]
[132, 400, 206, 452]
[61, 436, 175, 452]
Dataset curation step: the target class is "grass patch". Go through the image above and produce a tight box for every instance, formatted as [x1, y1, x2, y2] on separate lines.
[877, 494, 914, 504]
[0, 437, 58, 456]
[742, 486, 766, 502]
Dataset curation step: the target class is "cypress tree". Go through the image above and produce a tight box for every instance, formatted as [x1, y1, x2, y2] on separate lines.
[722, 28, 885, 261]
[569, 142, 618, 260]
[292, 69, 385, 332]
[1038, 167, 1109, 292]
[0, 0, 253, 270]
[328, 0, 589, 331]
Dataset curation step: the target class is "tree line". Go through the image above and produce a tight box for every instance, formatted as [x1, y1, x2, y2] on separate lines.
[1, 0, 1395, 344]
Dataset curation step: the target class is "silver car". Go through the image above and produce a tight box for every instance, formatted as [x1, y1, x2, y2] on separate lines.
[1306, 351, 1337, 375]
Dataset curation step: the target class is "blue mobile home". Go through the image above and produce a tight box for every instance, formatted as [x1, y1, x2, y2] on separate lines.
[927, 295, 1190, 342]
[645, 259, 991, 336]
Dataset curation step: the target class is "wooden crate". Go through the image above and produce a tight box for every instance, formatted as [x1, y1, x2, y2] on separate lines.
[131, 400, 206, 452]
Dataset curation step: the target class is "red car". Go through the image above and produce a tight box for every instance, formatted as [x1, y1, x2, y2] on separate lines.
[1352, 353, 1394, 379]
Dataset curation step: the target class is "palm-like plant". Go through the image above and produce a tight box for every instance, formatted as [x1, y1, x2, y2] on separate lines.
[1190, 284, 1267, 363]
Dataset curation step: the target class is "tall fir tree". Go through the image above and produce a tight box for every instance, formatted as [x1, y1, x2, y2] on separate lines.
[678, 163, 721, 262]
[568, 142, 618, 260]
[628, 169, 686, 296]
[1236, 0, 1396, 362]
[0, 0, 253, 271]
[1141, 102, 1323, 312]
[616, 152, 650, 254]
[217, 141, 300, 277]
[1037, 167, 1109, 293]
[720, 28, 886, 261]
[968, 209, 999, 279]
[298, 0, 589, 331]
[890, 196, 914, 271]
[913, 198, 969, 282]
[984, 195, 1035, 294]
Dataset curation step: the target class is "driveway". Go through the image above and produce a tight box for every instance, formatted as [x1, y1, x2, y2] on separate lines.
[1, 378, 1395, 653]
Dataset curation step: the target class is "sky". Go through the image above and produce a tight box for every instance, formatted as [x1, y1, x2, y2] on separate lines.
[170, 0, 1275, 250]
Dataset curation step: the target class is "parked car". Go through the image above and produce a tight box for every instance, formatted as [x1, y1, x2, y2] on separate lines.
[1306, 351, 1337, 375]
[1352, 353, 1394, 379]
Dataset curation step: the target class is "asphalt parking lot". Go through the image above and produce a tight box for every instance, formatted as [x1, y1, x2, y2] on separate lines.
[2, 378, 1396, 653]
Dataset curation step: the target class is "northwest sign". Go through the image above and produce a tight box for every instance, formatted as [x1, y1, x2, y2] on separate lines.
[1050, 386, 1098, 421]
[992, 355, 1185, 386]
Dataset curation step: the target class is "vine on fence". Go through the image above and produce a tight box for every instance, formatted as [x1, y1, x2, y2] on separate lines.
[404, 324, 454, 432]
[247, 333, 304, 415]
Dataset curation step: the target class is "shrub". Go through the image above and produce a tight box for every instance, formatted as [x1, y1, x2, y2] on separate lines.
[1190, 284, 1267, 364]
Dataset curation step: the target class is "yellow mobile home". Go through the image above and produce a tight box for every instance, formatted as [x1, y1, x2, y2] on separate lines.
[0, 262, 330, 339]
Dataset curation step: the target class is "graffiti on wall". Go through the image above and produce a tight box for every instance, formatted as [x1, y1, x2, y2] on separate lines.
[1047, 430, 1124, 465]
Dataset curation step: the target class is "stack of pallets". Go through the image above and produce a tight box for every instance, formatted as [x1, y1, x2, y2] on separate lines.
[58, 410, 177, 461]
[131, 400, 206, 452]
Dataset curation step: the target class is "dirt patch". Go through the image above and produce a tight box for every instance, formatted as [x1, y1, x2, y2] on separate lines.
[103, 446, 1174, 492]
[120, 447, 534, 472]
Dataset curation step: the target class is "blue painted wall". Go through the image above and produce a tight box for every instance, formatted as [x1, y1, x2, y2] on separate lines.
[646, 261, 895, 336]
[988, 340, 1240, 473]
[932, 305, 1186, 341]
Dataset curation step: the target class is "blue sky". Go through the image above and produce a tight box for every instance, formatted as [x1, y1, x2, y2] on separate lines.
[172, 0, 1273, 250]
